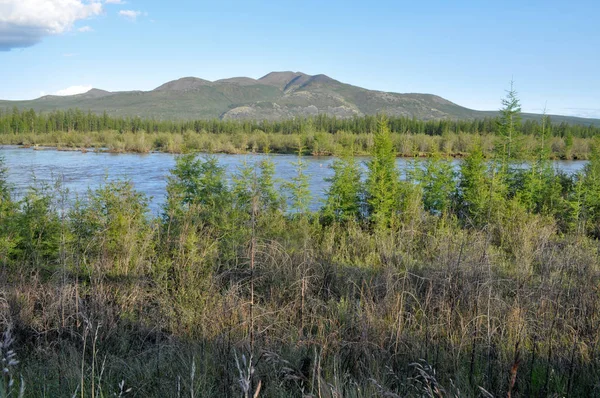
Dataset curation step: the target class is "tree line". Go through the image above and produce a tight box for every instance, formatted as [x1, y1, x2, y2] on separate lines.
[1, 106, 599, 138]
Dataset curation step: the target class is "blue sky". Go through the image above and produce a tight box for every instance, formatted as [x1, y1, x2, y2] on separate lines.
[1, 0, 599, 117]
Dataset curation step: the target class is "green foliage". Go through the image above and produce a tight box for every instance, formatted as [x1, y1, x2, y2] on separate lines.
[515, 161, 562, 216]
[284, 147, 311, 214]
[70, 180, 152, 276]
[323, 151, 363, 223]
[0, 156, 9, 204]
[257, 157, 283, 213]
[457, 145, 508, 227]
[165, 154, 230, 224]
[366, 117, 399, 227]
[577, 142, 600, 237]
[412, 153, 456, 214]
[13, 183, 61, 269]
[496, 81, 523, 164]
[231, 161, 256, 217]
[2, 107, 600, 160]
[537, 112, 552, 160]
[0, 156, 16, 266]
[232, 157, 284, 219]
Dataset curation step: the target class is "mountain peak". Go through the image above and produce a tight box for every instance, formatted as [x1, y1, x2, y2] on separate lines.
[77, 88, 111, 98]
[258, 71, 309, 89]
[154, 77, 212, 92]
[214, 77, 259, 86]
[308, 74, 336, 84]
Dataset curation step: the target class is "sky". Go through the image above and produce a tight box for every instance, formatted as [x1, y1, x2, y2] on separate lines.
[1, 0, 599, 118]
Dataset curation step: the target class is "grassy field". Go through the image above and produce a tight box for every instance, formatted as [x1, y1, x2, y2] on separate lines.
[1, 119, 599, 397]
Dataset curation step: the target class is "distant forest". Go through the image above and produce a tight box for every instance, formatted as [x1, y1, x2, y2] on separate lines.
[2, 107, 600, 138]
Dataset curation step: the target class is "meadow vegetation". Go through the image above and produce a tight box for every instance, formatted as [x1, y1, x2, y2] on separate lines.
[1, 108, 599, 159]
[1, 96, 600, 396]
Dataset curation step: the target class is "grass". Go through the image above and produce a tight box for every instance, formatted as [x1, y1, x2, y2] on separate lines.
[1, 125, 600, 396]
[2, 213, 599, 396]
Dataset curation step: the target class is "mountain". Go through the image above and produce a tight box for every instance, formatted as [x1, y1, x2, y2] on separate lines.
[1, 71, 599, 126]
[154, 77, 212, 92]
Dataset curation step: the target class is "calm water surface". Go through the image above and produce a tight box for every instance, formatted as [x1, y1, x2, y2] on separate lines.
[0, 146, 588, 213]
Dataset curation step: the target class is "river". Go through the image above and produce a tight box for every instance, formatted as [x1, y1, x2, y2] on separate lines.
[0, 146, 588, 213]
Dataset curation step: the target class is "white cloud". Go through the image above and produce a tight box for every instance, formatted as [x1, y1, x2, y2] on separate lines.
[78, 25, 93, 32]
[105, 0, 125, 3]
[118, 9, 141, 20]
[55, 85, 92, 96]
[0, 0, 103, 50]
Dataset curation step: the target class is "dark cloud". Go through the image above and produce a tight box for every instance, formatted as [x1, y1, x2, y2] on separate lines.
[0, 23, 45, 51]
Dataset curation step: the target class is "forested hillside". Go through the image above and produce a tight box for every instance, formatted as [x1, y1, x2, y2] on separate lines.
[1, 71, 599, 125]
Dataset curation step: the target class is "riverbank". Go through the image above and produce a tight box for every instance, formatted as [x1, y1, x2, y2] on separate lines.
[0, 129, 595, 159]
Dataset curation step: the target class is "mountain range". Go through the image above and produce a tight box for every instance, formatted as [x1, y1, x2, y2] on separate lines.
[2, 71, 599, 126]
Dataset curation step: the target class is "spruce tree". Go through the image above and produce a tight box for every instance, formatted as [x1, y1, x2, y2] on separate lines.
[258, 156, 283, 213]
[519, 112, 561, 214]
[457, 144, 507, 227]
[496, 81, 522, 166]
[579, 140, 600, 237]
[323, 148, 363, 223]
[415, 153, 456, 215]
[164, 153, 230, 225]
[285, 146, 311, 215]
[366, 116, 399, 227]
[0, 156, 15, 266]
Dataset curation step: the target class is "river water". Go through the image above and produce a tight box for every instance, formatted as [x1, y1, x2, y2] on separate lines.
[0, 146, 588, 213]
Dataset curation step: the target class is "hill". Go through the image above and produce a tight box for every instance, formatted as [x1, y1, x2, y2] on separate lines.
[1, 71, 599, 126]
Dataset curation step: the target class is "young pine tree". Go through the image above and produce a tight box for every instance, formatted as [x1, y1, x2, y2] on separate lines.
[519, 112, 562, 214]
[15, 182, 61, 269]
[457, 144, 507, 227]
[0, 156, 16, 267]
[496, 81, 522, 166]
[285, 146, 311, 215]
[257, 156, 283, 213]
[414, 153, 456, 215]
[366, 116, 399, 227]
[578, 140, 600, 237]
[164, 153, 230, 224]
[322, 148, 363, 223]
[70, 180, 151, 276]
[0, 156, 9, 205]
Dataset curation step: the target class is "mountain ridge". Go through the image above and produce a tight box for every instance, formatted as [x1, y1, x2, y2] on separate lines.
[1, 71, 599, 126]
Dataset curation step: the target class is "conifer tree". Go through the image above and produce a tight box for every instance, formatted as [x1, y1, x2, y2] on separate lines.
[579, 140, 600, 237]
[0, 156, 15, 266]
[415, 153, 456, 215]
[496, 81, 522, 166]
[323, 148, 363, 223]
[164, 153, 230, 225]
[285, 146, 311, 214]
[457, 144, 507, 227]
[257, 156, 283, 213]
[519, 112, 561, 214]
[366, 116, 399, 227]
